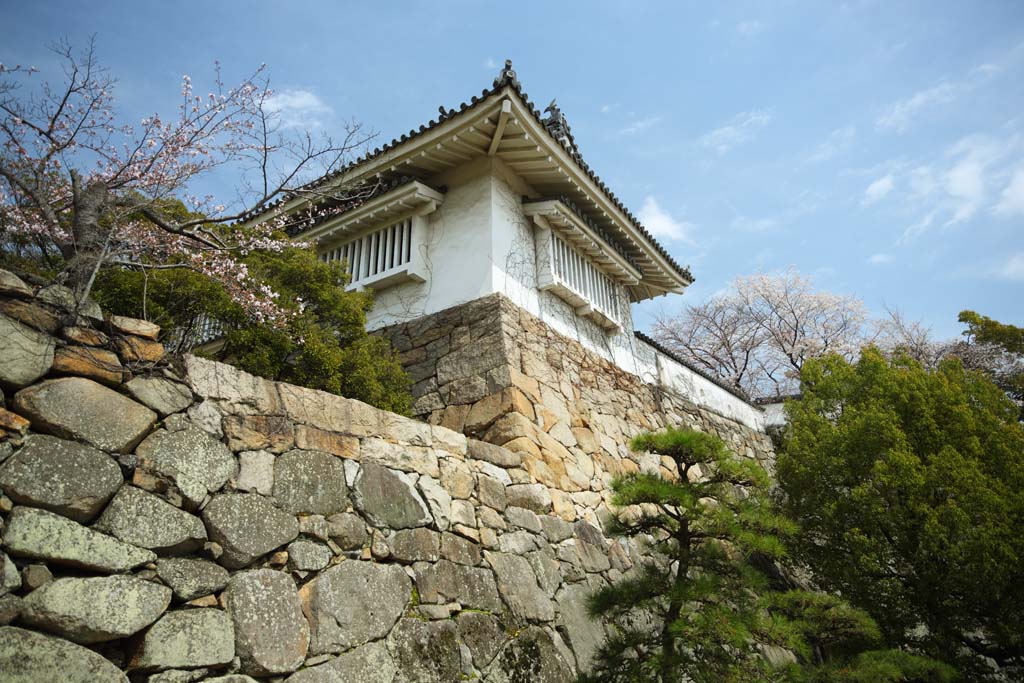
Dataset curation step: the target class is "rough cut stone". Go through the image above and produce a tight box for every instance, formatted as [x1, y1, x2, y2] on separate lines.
[20, 564, 51, 592]
[506, 483, 553, 514]
[441, 532, 482, 566]
[287, 540, 332, 572]
[62, 325, 109, 347]
[3, 506, 155, 572]
[574, 521, 612, 572]
[234, 450, 274, 495]
[468, 439, 522, 468]
[0, 626, 129, 683]
[284, 641, 396, 683]
[0, 298, 60, 334]
[93, 486, 207, 555]
[505, 506, 542, 532]
[387, 528, 440, 563]
[0, 269, 32, 298]
[0, 314, 55, 389]
[124, 377, 193, 417]
[0, 594, 21, 626]
[486, 551, 555, 622]
[388, 617, 461, 683]
[485, 626, 575, 683]
[352, 462, 432, 529]
[202, 494, 299, 569]
[223, 414, 294, 453]
[109, 314, 161, 340]
[20, 576, 171, 643]
[0, 433, 122, 522]
[0, 553, 20, 596]
[477, 474, 508, 511]
[299, 561, 410, 654]
[156, 557, 230, 601]
[292, 424, 358, 458]
[136, 428, 236, 508]
[51, 345, 123, 384]
[416, 474, 451, 531]
[413, 560, 502, 612]
[128, 608, 235, 672]
[326, 512, 367, 550]
[226, 569, 309, 676]
[457, 611, 506, 669]
[37, 284, 102, 319]
[13, 377, 156, 452]
[556, 582, 606, 674]
[185, 355, 282, 414]
[273, 449, 348, 516]
[115, 335, 165, 363]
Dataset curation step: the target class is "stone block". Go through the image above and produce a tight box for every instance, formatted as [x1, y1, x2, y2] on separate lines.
[0, 433, 122, 522]
[51, 345, 123, 384]
[202, 494, 299, 569]
[93, 486, 207, 555]
[127, 608, 235, 672]
[124, 377, 193, 417]
[0, 313, 54, 389]
[223, 414, 294, 453]
[225, 569, 309, 676]
[0, 626, 130, 682]
[272, 449, 349, 516]
[13, 377, 156, 452]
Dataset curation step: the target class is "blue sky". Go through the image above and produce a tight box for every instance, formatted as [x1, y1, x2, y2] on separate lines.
[5, 0, 1022, 338]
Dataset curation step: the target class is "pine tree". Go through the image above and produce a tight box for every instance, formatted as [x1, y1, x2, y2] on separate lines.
[580, 427, 796, 682]
[581, 426, 956, 683]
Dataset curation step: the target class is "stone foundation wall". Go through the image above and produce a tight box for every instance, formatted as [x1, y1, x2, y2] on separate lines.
[0, 273, 642, 682]
[379, 293, 776, 523]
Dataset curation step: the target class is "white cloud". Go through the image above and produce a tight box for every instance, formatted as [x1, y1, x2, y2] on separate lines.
[876, 81, 962, 133]
[908, 165, 939, 198]
[944, 157, 985, 224]
[862, 173, 895, 206]
[638, 196, 694, 243]
[484, 57, 499, 69]
[807, 126, 856, 163]
[699, 110, 772, 154]
[867, 253, 893, 265]
[731, 216, 778, 232]
[992, 252, 1024, 281]
[898, 210, 937, 245]
[264, 89, 331, 129]
[620, 116, 661, 135]
[994, 168, 1024, 217]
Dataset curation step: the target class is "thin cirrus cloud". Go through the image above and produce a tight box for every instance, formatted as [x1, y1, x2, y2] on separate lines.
[862, 173, 895, 206]
[620, 116, 661, 135]
[807, 126, 856, 163]
[994, 168, 1024, 217]
[698, 110, 772, 154]
[263, 89, 332, 129]
[992, 252, 1024, 281]
[638, 196, 695, 243]
[875, 81, 963, 133]
[867, 253, 894, 265]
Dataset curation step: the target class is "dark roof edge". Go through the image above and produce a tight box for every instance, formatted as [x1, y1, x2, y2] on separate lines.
[248, 60, 693, 286]
[753, 393, 802, 405]
[633, 330, 759, 407]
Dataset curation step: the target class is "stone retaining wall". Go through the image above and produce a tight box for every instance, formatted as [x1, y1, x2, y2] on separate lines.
[0, 273, 638, 682]
[379, 293, 776, 522]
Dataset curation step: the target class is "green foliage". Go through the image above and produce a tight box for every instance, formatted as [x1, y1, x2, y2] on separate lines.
[93, 246, 411, 414]
[581, 427, 797, 683]
[959, 311, 1024, 355]
[777, 348, 1024, 676]
[957, 310, 1024, 407]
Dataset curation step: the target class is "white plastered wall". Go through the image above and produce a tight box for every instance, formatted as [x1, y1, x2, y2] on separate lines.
[362, 156, 765, 430]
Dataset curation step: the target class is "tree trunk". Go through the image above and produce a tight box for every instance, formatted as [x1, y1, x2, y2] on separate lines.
[62, 178, 110, 305]
[660, 525, 690, 682]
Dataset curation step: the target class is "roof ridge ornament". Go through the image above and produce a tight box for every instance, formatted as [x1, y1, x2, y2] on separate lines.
[493, 59, 520, 89]
[542, 98, 578, 157]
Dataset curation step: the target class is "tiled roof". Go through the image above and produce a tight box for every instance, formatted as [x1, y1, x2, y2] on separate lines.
[250, 60, 693, 286]
[522, 195, 642, 273]
[633, 330, 757, 405]
[281, 176, 434, 237]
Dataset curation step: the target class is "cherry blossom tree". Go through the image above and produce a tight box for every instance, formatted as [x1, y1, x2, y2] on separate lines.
[0, 38, 375, 323]
[653, 268, 868, 397]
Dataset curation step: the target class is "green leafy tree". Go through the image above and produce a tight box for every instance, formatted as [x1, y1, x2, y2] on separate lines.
[776, 348, 1024, 678]
[93, 245, 411, 414]
[957, 311, 1024, 409]
[580, 427, 798, 682]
